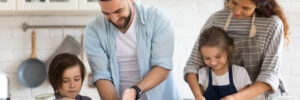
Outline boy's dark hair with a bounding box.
[198,26,234,63]
[48,53,86,92]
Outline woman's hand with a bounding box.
[121,88,137,100]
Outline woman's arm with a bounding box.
[221,81,271,100]
[237,82,271,98]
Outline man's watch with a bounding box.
[131,85,143,100]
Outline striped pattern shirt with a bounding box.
[184,8,286,99]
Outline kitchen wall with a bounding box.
[0,0,299,100]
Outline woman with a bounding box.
[184,0,289,100]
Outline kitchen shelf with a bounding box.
[0,0,16,11]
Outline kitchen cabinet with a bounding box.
[0,0,100,15]
[17,0,78,11]
[79,0,100,11]
[0,0,16,11]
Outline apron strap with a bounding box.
[224,11,256,38]
[208,67,213,86]
[249,13,256,38]
[208,66,235,86]
[224,12,232,32]
[228,65,234,85]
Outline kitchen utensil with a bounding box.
[46,35,82,67]
[17,30,47,88]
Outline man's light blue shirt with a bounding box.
[84,2,181,100]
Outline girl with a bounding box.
[184,0,289,100]
[197,26,252,100]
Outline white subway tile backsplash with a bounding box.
[63,16,95,25]
[48,29,65,37]
[1,37,31,50]
[34,29,50,38]
[11,50,32,62]
[26,16,65,25]
[290,63,300,75]
[8,74,32,97]
[31,81,54,97]
[63,28,84,38]
[0,62,18,74]
[284,75,300,87]
[0,50,13,62]
[0,29,13,38]
[286,87,300,98]
[12,28,29,38]
[35,36,62,50]
[280,61,291,75]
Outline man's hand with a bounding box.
[121,88,137,100]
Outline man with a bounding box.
[84,0,181,100]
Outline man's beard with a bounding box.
[110,6,132,30]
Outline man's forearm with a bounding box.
[96,79,119,100]
[137,66,170,92]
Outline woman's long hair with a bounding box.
[253,0,289,45]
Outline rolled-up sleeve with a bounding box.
[84,25,111,84]
[150,9,174,70]
[256,19,284,93]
